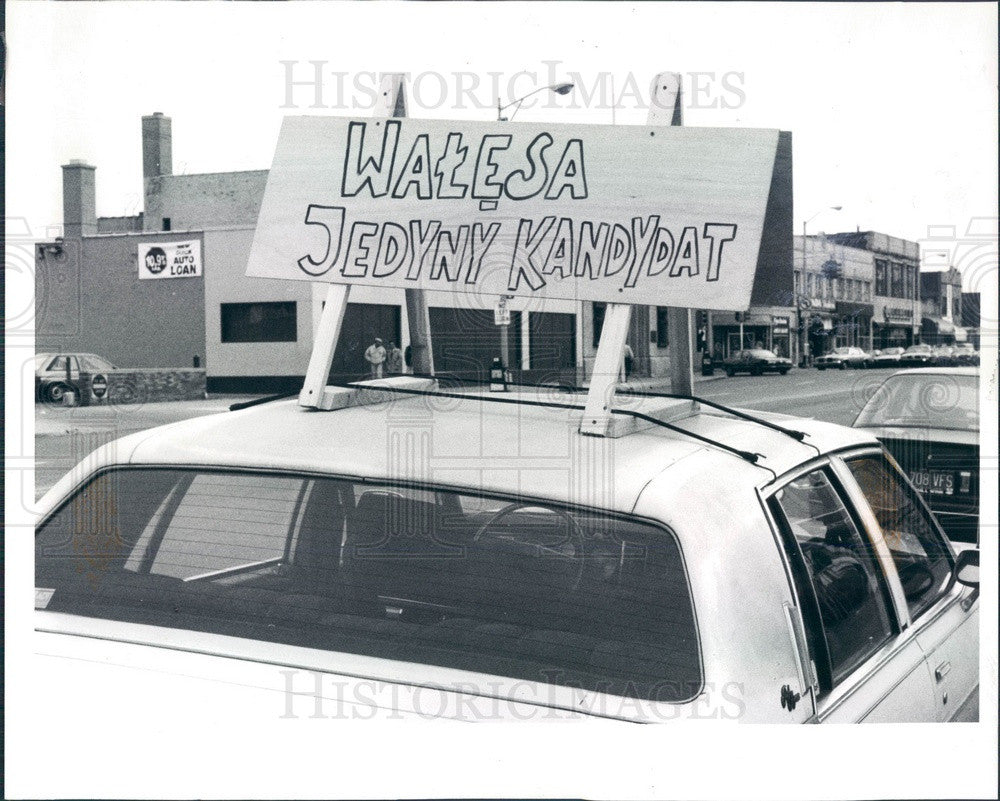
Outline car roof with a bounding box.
[55,387,878,516]
[889,366,979,376]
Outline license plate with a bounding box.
[909,469,954,495]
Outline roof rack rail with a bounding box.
[409,374,819,456]
[617,388,820,452]
[229,391,298,412]
[325,380,772,474]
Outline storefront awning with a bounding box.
[922,316,955,334]
[835,301,873,317]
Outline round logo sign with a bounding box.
[144,246,168,275]
[91,373,108,399]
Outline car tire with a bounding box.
[817,365,825,371]
[779,367,789,375]
[751,367,762,376]
[725,368,735,377]
[44,382,71,404]
[839,361,847,370]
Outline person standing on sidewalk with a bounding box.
[386,342,403,375]
[364,337,387,378]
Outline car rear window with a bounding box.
[854,373,978,431]
[36,469,701,703]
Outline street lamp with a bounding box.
[494,82,575,379]
[497,82,575,121]
[799,205,843,366]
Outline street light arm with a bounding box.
[497,83,574,120]
[498,85,550,114]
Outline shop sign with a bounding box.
[247,117,787,311]
[139,240,202,280]
[883,306,913,322]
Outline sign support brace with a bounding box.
[580,71,690,435]
[299,74,433,409]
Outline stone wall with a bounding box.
[75,369,206,405]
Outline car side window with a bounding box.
[844,455,953,619]
[771,468,896,687]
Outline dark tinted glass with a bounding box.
[772,469,894,684]
[36,469,701,703]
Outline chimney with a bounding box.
[61,160,97,238]
[142,112,172,179]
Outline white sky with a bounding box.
[6,1,998,289]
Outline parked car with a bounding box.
[952,343,979,366]
[854,367,980,543]
[899,344,936,368]
[932,346,958,367]
[868,346,905,368]
[35,352,117,403]
[34,376,978,724]
[722,348,792,376]
[814,346,869,370]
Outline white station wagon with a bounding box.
[34,377,979,723]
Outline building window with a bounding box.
[794,271,802,295]
[221,302,297,343]
[953,296,961,318]
[890,263,903,298]
[875,259,888,296]
[655,307,669,348]
[162,217,171,231]
[904,266,915,300]
[592,303,606,349]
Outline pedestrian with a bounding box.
[623,343,635,380]
[386,341,403,375]
[364,337,387,378]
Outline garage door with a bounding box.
[529,312,576,372]
[429,307,522,381]
[329,303,401,381]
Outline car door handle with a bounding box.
[934,661,951,682]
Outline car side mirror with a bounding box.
[953,548,979,588]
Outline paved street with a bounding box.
[694,365,900,426]
[33,367,902,499]
[34,394,263,498]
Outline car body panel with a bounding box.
[34,381,977,723]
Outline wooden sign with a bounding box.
[247,117,786,311]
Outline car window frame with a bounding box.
[35,463,706,707]
[762,453,906,698]
[831,447,957,625]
